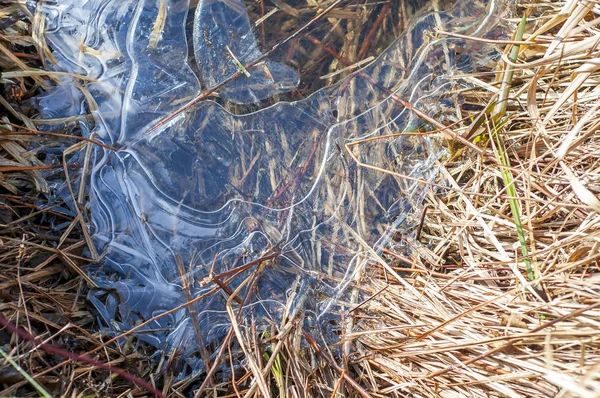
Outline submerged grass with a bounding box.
[1,0,600,397]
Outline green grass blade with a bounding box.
[490,13,535,282]
[0,347,53,398]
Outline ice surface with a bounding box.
[36,0,508,370]
[192,0,299,103]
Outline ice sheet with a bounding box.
[36,0,508,370]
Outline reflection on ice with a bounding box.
[38,0,507,369]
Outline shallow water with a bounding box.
[37,0,507,372]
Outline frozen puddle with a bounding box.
[37,0,506,371]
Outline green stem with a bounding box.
[490,13,535,282]
[0,347,53,398]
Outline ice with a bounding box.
[192,0,299,103]
[36,0,508,371]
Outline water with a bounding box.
[35,0,508,375]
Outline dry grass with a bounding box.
[352,1,600,397]
[2,0,600,397]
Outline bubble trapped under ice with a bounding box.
[36,0,508,375]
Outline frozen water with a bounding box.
[192,0,299,103]
[36,0,508,369]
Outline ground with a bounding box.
[1,0,600,397]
